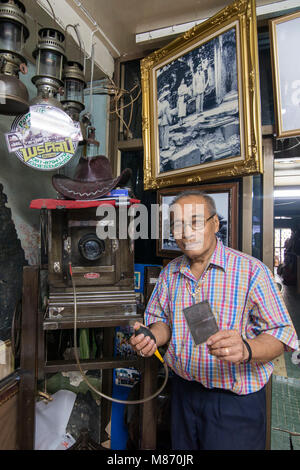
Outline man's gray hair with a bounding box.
[171,190,217,216]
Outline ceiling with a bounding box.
[66,0,287,58]
[21,0,300,74]
[69,0,234,57]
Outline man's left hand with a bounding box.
[206,330,249,364]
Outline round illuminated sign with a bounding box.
[6,104,82,171]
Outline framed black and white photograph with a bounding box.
[141,0,262,190]
[269,10,300,138]
[157,182,239,258]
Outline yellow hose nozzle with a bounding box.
[134,325,164,363]
[154,349,165,363]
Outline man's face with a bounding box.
[171,195,219,260]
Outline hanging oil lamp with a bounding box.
[31,27,66,109]
[61,60,86,121]
[0,0,30,115]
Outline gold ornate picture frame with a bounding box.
[141,0,262,190]
[269,10,300,139]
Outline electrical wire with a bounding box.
[65,24,85,69]
[274,201,297,206]
[274,137,300,153]
[108,80,141,138]
[44,0,57,24]
[70,263,169,405]
[89,43,95,118]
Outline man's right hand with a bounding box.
[129,322,157,358]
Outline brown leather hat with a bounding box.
[52,155,132,200]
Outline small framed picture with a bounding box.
[269,10,300,138]
[156,182,239,258]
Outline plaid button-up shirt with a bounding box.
[145,238,298,395]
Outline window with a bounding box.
[274,228,291,266]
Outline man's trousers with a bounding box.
[171,374,266,450]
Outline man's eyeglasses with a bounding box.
[171,213,216,235]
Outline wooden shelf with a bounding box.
[117,138,143,151]
[43,313,144,330]
[44,357,144,373]
[262,125,274,136]
[19,266,156,450]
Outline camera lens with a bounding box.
[78,234,105,261]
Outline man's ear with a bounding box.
[214,214,220,234]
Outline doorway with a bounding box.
[272,139,300,450]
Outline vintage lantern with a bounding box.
[0,0,30,115]
[31,27,66,109]
[61,60,86,121]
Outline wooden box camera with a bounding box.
[42,206,137,320]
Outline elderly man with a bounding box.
[130,190,298,450]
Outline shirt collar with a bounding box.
[211,237,227,272]
[176,237,227,279]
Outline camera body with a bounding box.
[42,205,136,321]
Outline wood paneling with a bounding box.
[0,379,19,450]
